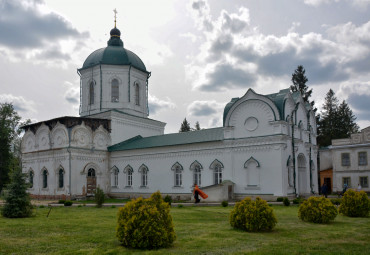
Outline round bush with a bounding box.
[116,191,176,249]
[283,197,290,206]
[339,189,370,217]
[298,196,337,223]
[276,197,284,202]
[164,195,173,205]
[221,201,228,207]
[64,201,73,206]
[230,197,277,232]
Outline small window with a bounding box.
[29,171,34,188]
[343,177,351,188]
[141,168,148,187]
[194,165,201,186]
[214,164,222,185]
[360,177,368,188]
[88,168,95,177]
[127,169,133,187]
[89,82,95,105]
[341,153,350,166]
[135,83,140,106]
[58,169,64,188]
[358,152,367,166]
[111,79,119,102]
[42,170,48,188]
[175,166,182,187]
[114,169,119,187]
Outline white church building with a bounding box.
[21,24,318,201]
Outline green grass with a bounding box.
[0,205,369,254]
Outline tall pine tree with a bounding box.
[179,118,191,132]
[290,65,316,111]
[317,89,359,147]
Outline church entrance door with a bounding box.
[87,168,96,196]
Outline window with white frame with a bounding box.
[358,152,367,166]
[58,169,64,188]
[114,168,119,187]
[127,168,133,187]
[42,169,48,188]
[89,81,94,105]
[341,153,350,166]
[343,177,351,188]
[360,176,368,188]
[194,165,201,186]
[139,166,148,187]
[29,171,34,188]
[214,164,222,185]
[175,166,182,187]
[111,79,119,102]
[135,83,140,106]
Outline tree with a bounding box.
[1,166,33,218]
[290,65,316,111]
[317,89,359,147]
[0,103,23,193]
[179,118,191,132]
[194,121,201,131]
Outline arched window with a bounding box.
[135,83,140,106]
[171,163,183,187]
[111,79,119,102]
[194,165,201,186]
[89,81,95,105]
[88,168,95,177]
[139,165,148,187]
[127,168,133,187]
[29,171,34,188]
[114,168,119,187]
[58,169,64,188]
[42,169,48,188]
[214,164,222,184]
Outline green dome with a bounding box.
[80,27,147,73]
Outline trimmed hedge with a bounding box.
[283,197,290,206]
[116,191,176,249]
[339,189,370,217]
[230,197,277,232]
[298,196,337,223]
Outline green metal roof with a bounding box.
[222,97,239,126]
[79,27,147,73]
[108,127,224,152]
[266,88,290,120]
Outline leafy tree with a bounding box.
[0,103,24,193]
[290,65,316,111]
[179,118,191,132]
[317,89,359,147]
[1,166,33,218]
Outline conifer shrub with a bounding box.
[298,196,337,223]
[339,189,370,217]
[116,191,176,249]
[276,197,284,202]
[64,201,73,206]
[164,195,173,205]
[283,197,290,206]
[221,201,228,207]
[1,168,33,218]
[94,187,105,208]
[229,197,277,232]
[58,200,65,204]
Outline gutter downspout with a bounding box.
[291,103,299,196]
[146,72,151,116]
[67,127,72,199]
[128,65,131,102]
[99,64,102,111]
[77,69,82,115]
[308,116,314,194]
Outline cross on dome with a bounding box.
[113,8,118,28]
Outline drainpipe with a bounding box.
[128,65,131,102]
[67,127,72,199]
[308,116,314,194]
[99,64,102,111]
[77,69,82,115]
[291,103,299,196]
[146,72,151,116]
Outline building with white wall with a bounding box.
[21,24,318,201]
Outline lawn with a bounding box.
[0,205,369,254]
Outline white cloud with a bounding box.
[148,94,176,115]
[0,94,36,114]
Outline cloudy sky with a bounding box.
[1,0,370,133]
